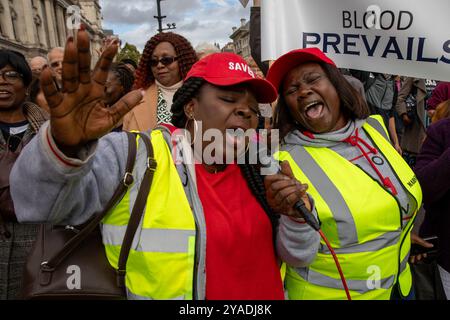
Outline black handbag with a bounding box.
[411,256,447,300]
[20,132,157,299]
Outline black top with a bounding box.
[0,120,29,152]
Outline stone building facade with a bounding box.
[0,0,105,62]
[229,18,263,78]
[229,18,250,60]
[221,42,235,54]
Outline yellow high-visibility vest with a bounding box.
[276,116,422,300]
[102,130,198,300]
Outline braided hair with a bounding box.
[171,77,205,127]
[111,62,135,94]
[239,163,280,242]
[171,78,280,239]
[133,32,198,90]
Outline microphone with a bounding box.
[255,139,352,299]
[259,148,320,231]
[256,141,352,299]
[293,198,320,231]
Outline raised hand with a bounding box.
[40,26,142,156]
[264,160,311,218]
[95,36,119,57]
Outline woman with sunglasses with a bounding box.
[10,28,317,300]
[122,32,198,131]
[0,49,48,299]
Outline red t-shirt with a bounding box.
[195,163,284,300]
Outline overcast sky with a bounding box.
[98,0,251,52]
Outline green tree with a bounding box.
[116,43,141,65]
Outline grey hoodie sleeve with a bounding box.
[10,121,129,226]
[276,196,321,267]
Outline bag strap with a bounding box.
[116,132,157,287]
[364,73,377,92]
[41,131,138,271]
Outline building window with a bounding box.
[53,5,61,46]
[34,14,42,45]
[10,5,18,41]
[0,3,4,37]
[53,4,67,46]
[40,0,50,47]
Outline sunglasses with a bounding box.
[150,56,178,67]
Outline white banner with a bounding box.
[261,0,450,81]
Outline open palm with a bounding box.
[40,27,142,151]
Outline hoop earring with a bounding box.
[184,115,198,145]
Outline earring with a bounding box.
[184,114,198,145]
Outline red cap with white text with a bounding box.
[185,52,277,103]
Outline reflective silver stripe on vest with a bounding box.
[127,291,152,300]
[102,224,195,253]
[289,147,358,247]
[127,290,185,300]
[366,117,390,142]
[400,250,410,273]
[129,135,151,215]
[319,229,401,254]
[295,267,395,294]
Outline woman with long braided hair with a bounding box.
[11,28,319,300]
[123,32,197,131]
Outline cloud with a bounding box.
[119,24,154,50]
[208,0,228,6]
[100,0,250,52]
[101,1,154,25]
[165,0,203,14]
[180,20,200,32]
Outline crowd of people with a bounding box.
[0,1,449,301]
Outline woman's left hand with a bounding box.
[409,233,434,264]
[264,160,311,219]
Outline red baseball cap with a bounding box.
[185,52,277,103]
[266,47,336,91]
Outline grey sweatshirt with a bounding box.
[10,121,320,271]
